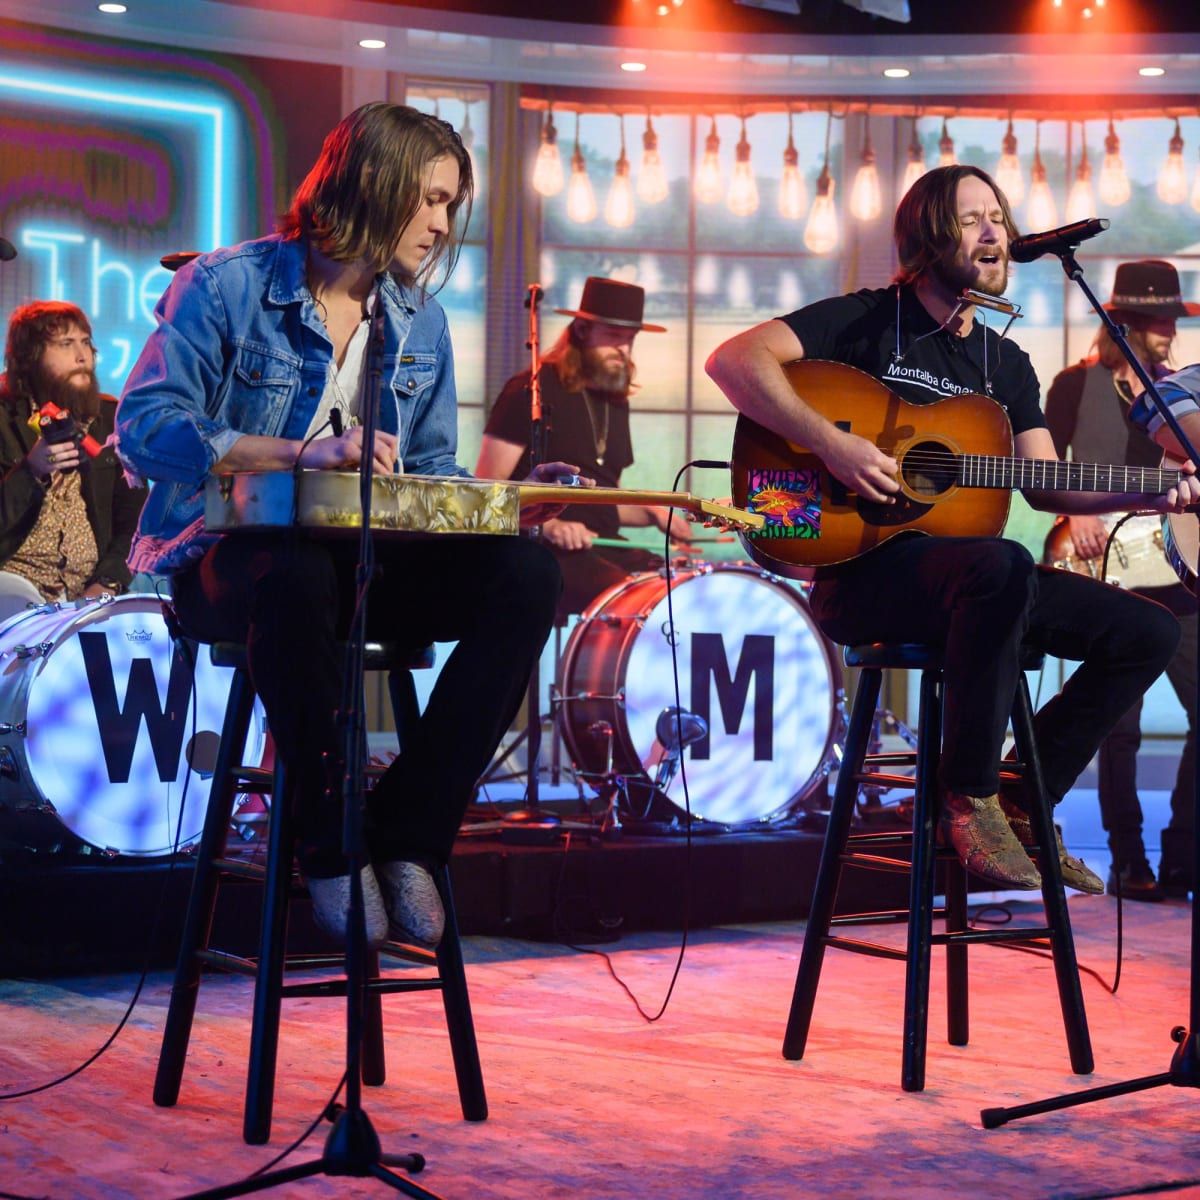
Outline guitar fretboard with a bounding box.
[957,455,1182,494]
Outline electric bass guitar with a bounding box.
[730,359,1186,574]
[1043,512,1180,590]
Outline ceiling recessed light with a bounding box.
[97,2,127,12]
[621,61,647,73]
[882,67,910,79]
[1139,66,1166,77]
[358,38,387,50]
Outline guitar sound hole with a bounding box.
[900,439,958,498]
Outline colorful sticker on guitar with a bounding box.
[746,468,821,539]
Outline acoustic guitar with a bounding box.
[730,359,1186,575]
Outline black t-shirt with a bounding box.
[484,364,634,538]
[780,285,1046,435]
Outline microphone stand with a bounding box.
[188,289,442,1197]
[502,283,560,835]
[981,243,1200,1129]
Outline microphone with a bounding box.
[0,236,16,262]
[329,407,344,438]
[652,706,709,792]
[1009,218,1110,264]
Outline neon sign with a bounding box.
[0,55,257,389]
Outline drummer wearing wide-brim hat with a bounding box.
[1045,258,1200,903]
[477,275,692,618]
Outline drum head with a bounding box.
[622,566,837,824]
[5,596,266,856]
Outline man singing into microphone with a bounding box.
[707,164,1200,892]
[0,301,145,621]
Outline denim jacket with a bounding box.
[116,233,467,574]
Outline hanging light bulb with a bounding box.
[532,104,564,197]
[605,116,636,228]
[695,116,722,204]
[1098,118,1131,207]
[849,118,882,221]
[899,118,925,199]
[805,115,839,255]
[779,111,808,219]
[566,114,597,223]
[637,113,669,204]
[1065,127,1095,223]
[1026,124,1058,231]
[727,116,759,217]
[938,117,957,166]
[994,118,1025,207]
[1157,117,1188,205]
[805,162,839,254]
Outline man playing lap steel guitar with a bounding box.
[117,104,575,949]
[707,163,1200,893]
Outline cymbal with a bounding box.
[160,251,201,272]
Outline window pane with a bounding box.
[692,255,840,411]
[442,243,486,422]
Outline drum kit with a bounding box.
[0,560,846,861]
[0,593,267,859]
[553,558,845,830]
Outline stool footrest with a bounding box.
[840,851,918,873]
[198,949,256,974]
[934,928,1053,947]
[824,935,907,961]
[831,908,948,926]
[855,771,918,788]
[281,978,441,1000]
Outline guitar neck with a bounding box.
[960,456,1182,494]
[518,483,699,513]
[514,484,764,531]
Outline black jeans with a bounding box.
[1097,582,1196,860]
[173,532,561,876]
[809,536,1182,804]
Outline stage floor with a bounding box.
[2,895,1199,1198]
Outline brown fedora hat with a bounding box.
[1104,259,1200,319]
[554,276,666,332]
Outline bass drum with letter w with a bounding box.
[0,595,267,857]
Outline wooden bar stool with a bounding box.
[783,642,1094,1092]
[153,640,487,1144]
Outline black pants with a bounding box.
[173,533,561,876]
[1097,582,1196,862]
[809,536,1182,804]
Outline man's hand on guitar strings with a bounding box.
[1155,459,1200,514]
[825,428,900,504]
[297,427,398,475]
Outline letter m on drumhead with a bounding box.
[79,632,193,783]
[689,632,774,760]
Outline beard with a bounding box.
[934,250,1010,298]
[36,364,101,421]
[580,345,631,395]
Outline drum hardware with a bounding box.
[0,722,26,736]
[12,643,51,660]
[0,747,17,780]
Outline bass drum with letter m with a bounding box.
[559,563,841,825]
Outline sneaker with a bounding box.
[940,792,1042,889]
[1000,796,1104,895]
[377,860,445,948]
[1160,828,1194,899]
[1107,859,1165,902]
[305,866,390,948]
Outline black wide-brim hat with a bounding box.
[1104,259,1200,319]
[555,275,667,332]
